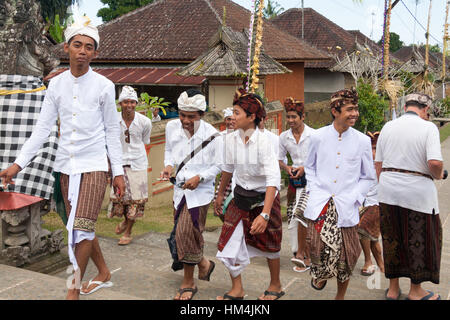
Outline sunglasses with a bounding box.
[125,129,130,143]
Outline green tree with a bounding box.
[97,0,154,22]
[377,32,404,52]
[355,80,389,133]
[263,0,284,19]
[39,0,79,21]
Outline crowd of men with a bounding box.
[0,19,444,301]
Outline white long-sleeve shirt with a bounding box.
[304,124,376,227]
[15,68,124,178]
[164,119,221,209]
[121,112,152,171]
[222,128,281,193]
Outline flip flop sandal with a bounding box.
[80,279,113,295]
[385,288,402,300]
[257,290,285,300]
[311,278,327,291]
[118,236,132,245]
[293,265,310,273]
[115,221,127,235]
[199,260,215,281]
[361,265,376,276]
[405,290,440,300]
[290,257,306,268]
[221,293,244,300]
[174,287,198,300]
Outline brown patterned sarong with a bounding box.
[379,203,442,284]
[60,171,108,232]
[309,199,361,283]
[108,167,148,220]
[175,200,210,264]
[218,194,282,253]
[358,205,381,241]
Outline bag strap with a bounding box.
[174,131,221,178]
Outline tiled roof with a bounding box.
[56,0,329,63]
[272,8,390,68]
[394,45,449,71]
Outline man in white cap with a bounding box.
[222,107,236,134]
[376,93,444,300]
[161,89,221,300]
[107,86,152,246]
[0,16,125,300]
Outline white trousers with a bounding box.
[66,174,95,272]
[216,220,280,278]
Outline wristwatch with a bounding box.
[260,212,270,221]
[198,175,205,183]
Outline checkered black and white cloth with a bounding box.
[0,75,58,200]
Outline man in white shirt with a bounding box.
[215,88,284,301]
[161,89,220,300]
[107,86,152,246]
[279,97,315,273]
[222,107,236,134]
[375,93,444,300]
[304,88,376,300]
[0,19,125,300]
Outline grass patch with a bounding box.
[439,122,450,143]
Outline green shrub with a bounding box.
[355,80,389,133]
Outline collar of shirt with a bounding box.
[67,67,92,83]
[286,124,313,144]
[330,122,352,140]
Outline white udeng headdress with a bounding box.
[177,91,207,112]
[119,86,138,103]
[222,107,233,119]
[64,16,100,48]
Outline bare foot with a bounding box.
[216,289,244,300]
[174,286,198,300]
[258,285,284,300]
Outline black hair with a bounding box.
[330,106,341,120]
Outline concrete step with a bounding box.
[0,263,142,300]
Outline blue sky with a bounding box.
[75,0,447,48]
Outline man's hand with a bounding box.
[250,215,268,235]
[183,175,200,190]
[161,165,173,180]
[291,166,304,179]
[0,164,21,189]
[113,175,126,199]
[214,194,224,217]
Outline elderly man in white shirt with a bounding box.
[304,88,376,300]
[0,19,125,300]
[108,86,152,246]
[161,89,221,300]
[279,97,315,273]
[375,93,444,301]
[215,88,284,301]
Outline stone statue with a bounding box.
[0,0,59,77]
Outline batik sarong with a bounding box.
[108,167,148,220]
[309,199,361,283]
[358,205,381,242]
[174,197,210,264]
[379,203,442,284]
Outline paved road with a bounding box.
[1,139,449,301]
